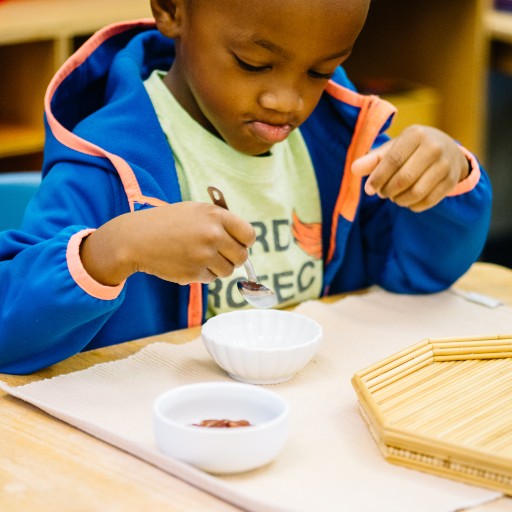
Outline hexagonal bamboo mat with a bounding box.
[352,334,512,494]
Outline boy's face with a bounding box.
[163,0,369,156]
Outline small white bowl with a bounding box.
[201,309,323,384]
[153,382,289,474]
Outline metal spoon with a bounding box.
[207,186,277,309]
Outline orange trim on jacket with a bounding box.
[44,20,156,213]
[66,229,126,300]
[449,146,481,196]
[43,21,204,319]
[324,81,397,264]
[187,283,203,327]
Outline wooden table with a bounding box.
[1,262,512,511]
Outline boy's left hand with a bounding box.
[351,125,470,212]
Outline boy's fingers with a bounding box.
[229,222,256,251]
[401,176,453,212]
[352,140,394,196]
[209,210,254,268]
[218,236,251,268]
[363,135,421,197]
[207,251,239,279]
[215,208,256,249]
[390,161,446,207]
[351,151,380,178]
[379,144,438,198]
[351,139,393,177]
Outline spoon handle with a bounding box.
[242,259,258,283]
[207,186,258,283]
[207,186,229,210]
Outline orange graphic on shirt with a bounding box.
[291,210,322,260]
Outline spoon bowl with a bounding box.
[207,186,278,309]
[237,280,277,309]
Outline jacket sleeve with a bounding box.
[0,162,128,374]
[359,140,492,293]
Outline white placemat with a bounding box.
[3,288,512,512]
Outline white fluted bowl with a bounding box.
[201,309,323,384]
[154,382,289,474]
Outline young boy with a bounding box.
[0,0,491,374]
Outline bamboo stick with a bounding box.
[375,360,470,410]
[364,347,433,389]
[433,345,512,356]
[389,361,510,430]
[435,352,512,361]
[366,359,433,394]
[359,341,432,382]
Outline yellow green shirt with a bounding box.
[144,70,323,317]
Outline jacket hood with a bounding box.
[43,20,184,210]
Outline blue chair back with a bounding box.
[0,172,42,231]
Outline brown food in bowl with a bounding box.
[192,419,252,428]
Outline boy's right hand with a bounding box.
[80,202,256,287]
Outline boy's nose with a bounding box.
[258,88,304,114]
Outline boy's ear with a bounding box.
[151,0,186,38]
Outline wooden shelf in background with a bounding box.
[0,0,151,44]
[0,123,45,158]
[345,0,486,156]
[0,0,150,169]
[485,9,512,44]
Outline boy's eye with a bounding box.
[234,55,269,73]
[308,69,335,80]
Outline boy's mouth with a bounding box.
[248,121,293,144]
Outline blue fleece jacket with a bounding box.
[0,21,492,374]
